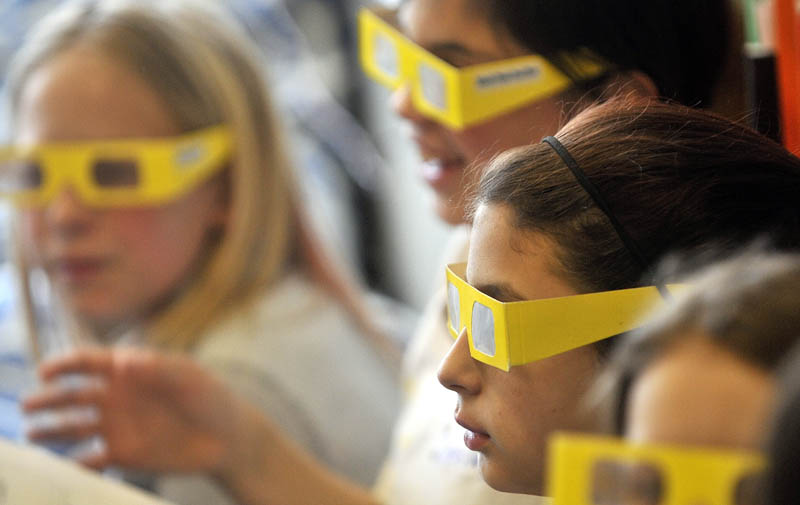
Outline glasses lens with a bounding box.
[447,282,461,335]
[592,460,663,505]
[175,141,208,168]
[734,471,765,505]
[471,302,496,357]
[92,159,139,188]
[372,31,400,79]
[418,62,447,111]
[0,160,43,193]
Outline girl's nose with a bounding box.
[44,187,93,237]
[390,83,429,125]
[438,327,482,396]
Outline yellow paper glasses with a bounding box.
[547,433,765,505]
[445,263,675,371]
[358,8,605,129]
[0,125,232,208]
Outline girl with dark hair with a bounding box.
[378,0,740,226]
[437,99,800,494]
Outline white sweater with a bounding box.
[0,266,401,505]
[157,271,402,504]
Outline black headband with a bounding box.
[541,136,670,299]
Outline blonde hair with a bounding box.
[5,0,383,354]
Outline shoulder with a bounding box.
[192,271,396,393]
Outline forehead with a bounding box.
[397,0,524,62]
[16,45,179,143]
[626,335,775,450]
[467,203,576,301]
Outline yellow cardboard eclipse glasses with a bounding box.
[548,433,765,505]
[359,8,605,129]
[0,125,232,208]
[446,263,676,371]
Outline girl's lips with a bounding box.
[463,429,490,451]
[50,257,108,284]
[420,158,466,191]
[410,132,468,191]
[456,416,491,451]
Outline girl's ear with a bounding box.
[597,71,660,101]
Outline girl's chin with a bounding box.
[477,455,509,492]
[478,456,544,496]
[434,196,469,225]
[70,303,125,330]
[420,158,465,190]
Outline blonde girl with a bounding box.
[1,0,399,502]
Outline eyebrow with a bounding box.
[473,283,527,303]
[395,5,499,66]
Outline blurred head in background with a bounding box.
[362,0,739,223]
[2,0,309,350]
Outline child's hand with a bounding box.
[22,349,248,475]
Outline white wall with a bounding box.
[364,83,453,310]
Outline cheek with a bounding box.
[18,211,48,263]
[111,205,214,278]
[488,376,544,445]
[454,97,566,163]
[452,125,508,166]
[492,348,600,438]
[116,181,223,268]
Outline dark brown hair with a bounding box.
[473,0,735,110]
[475,99,800,295]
